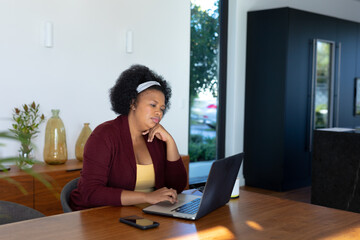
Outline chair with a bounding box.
[60,177,79,213]
[0,200,45,225]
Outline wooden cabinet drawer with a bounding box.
[0,174,33,208]
[34,169,81,215]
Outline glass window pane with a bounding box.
[314,41,333,129]
[189,0,219,164]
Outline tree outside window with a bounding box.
[189,0,219,162]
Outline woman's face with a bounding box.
[132,89,166,130]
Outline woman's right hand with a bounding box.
[145,187,178,204]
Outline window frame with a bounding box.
[188,0,228,186]
[216,0,228,160]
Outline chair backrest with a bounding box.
[0,200,45,225]
[60,177,79,213]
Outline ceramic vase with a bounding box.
[75,123,92,161]
[43,109,68,165]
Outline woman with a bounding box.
[70,65,187,210]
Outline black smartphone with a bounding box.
[119,215,159,230]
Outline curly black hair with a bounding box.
[110,64,172,115]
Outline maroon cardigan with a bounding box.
[70,115,187,211]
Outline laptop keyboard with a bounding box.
[172,198,201,214]
[196,185,205,192]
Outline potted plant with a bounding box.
[0,102,54,196]
[0,131,31,193]
[0,132,54,196]
[9,101,45,169]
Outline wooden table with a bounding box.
[1,190,360,239]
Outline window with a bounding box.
[189,0,227,184]
[314,40,335,129]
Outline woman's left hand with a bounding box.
[143,124,180,162]
[142,124,172,143]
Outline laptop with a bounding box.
[143,152,243,220]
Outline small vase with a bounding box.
[75,123,92,161]
[17,148,34,170]
[43,109,68,165]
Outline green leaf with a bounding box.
[0,157,21,164]
[21,168,59,199]
[0,175,28,195]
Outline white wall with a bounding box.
[0,0,190,161]
[226,0,360,186]
[3,0,360,185]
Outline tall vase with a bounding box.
[75,123,92,161]
[43,109,68,165]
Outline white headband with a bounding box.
[136,81,161,93]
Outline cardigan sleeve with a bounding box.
[70,125,123,209]
[164,157,188,193]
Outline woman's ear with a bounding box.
[130,99,136,111]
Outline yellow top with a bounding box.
[134,164,155,193]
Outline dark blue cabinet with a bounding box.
[336,20,358,126]
[244,7,360,191]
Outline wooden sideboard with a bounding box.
[0,155,190,216]
[0,159,82,216]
